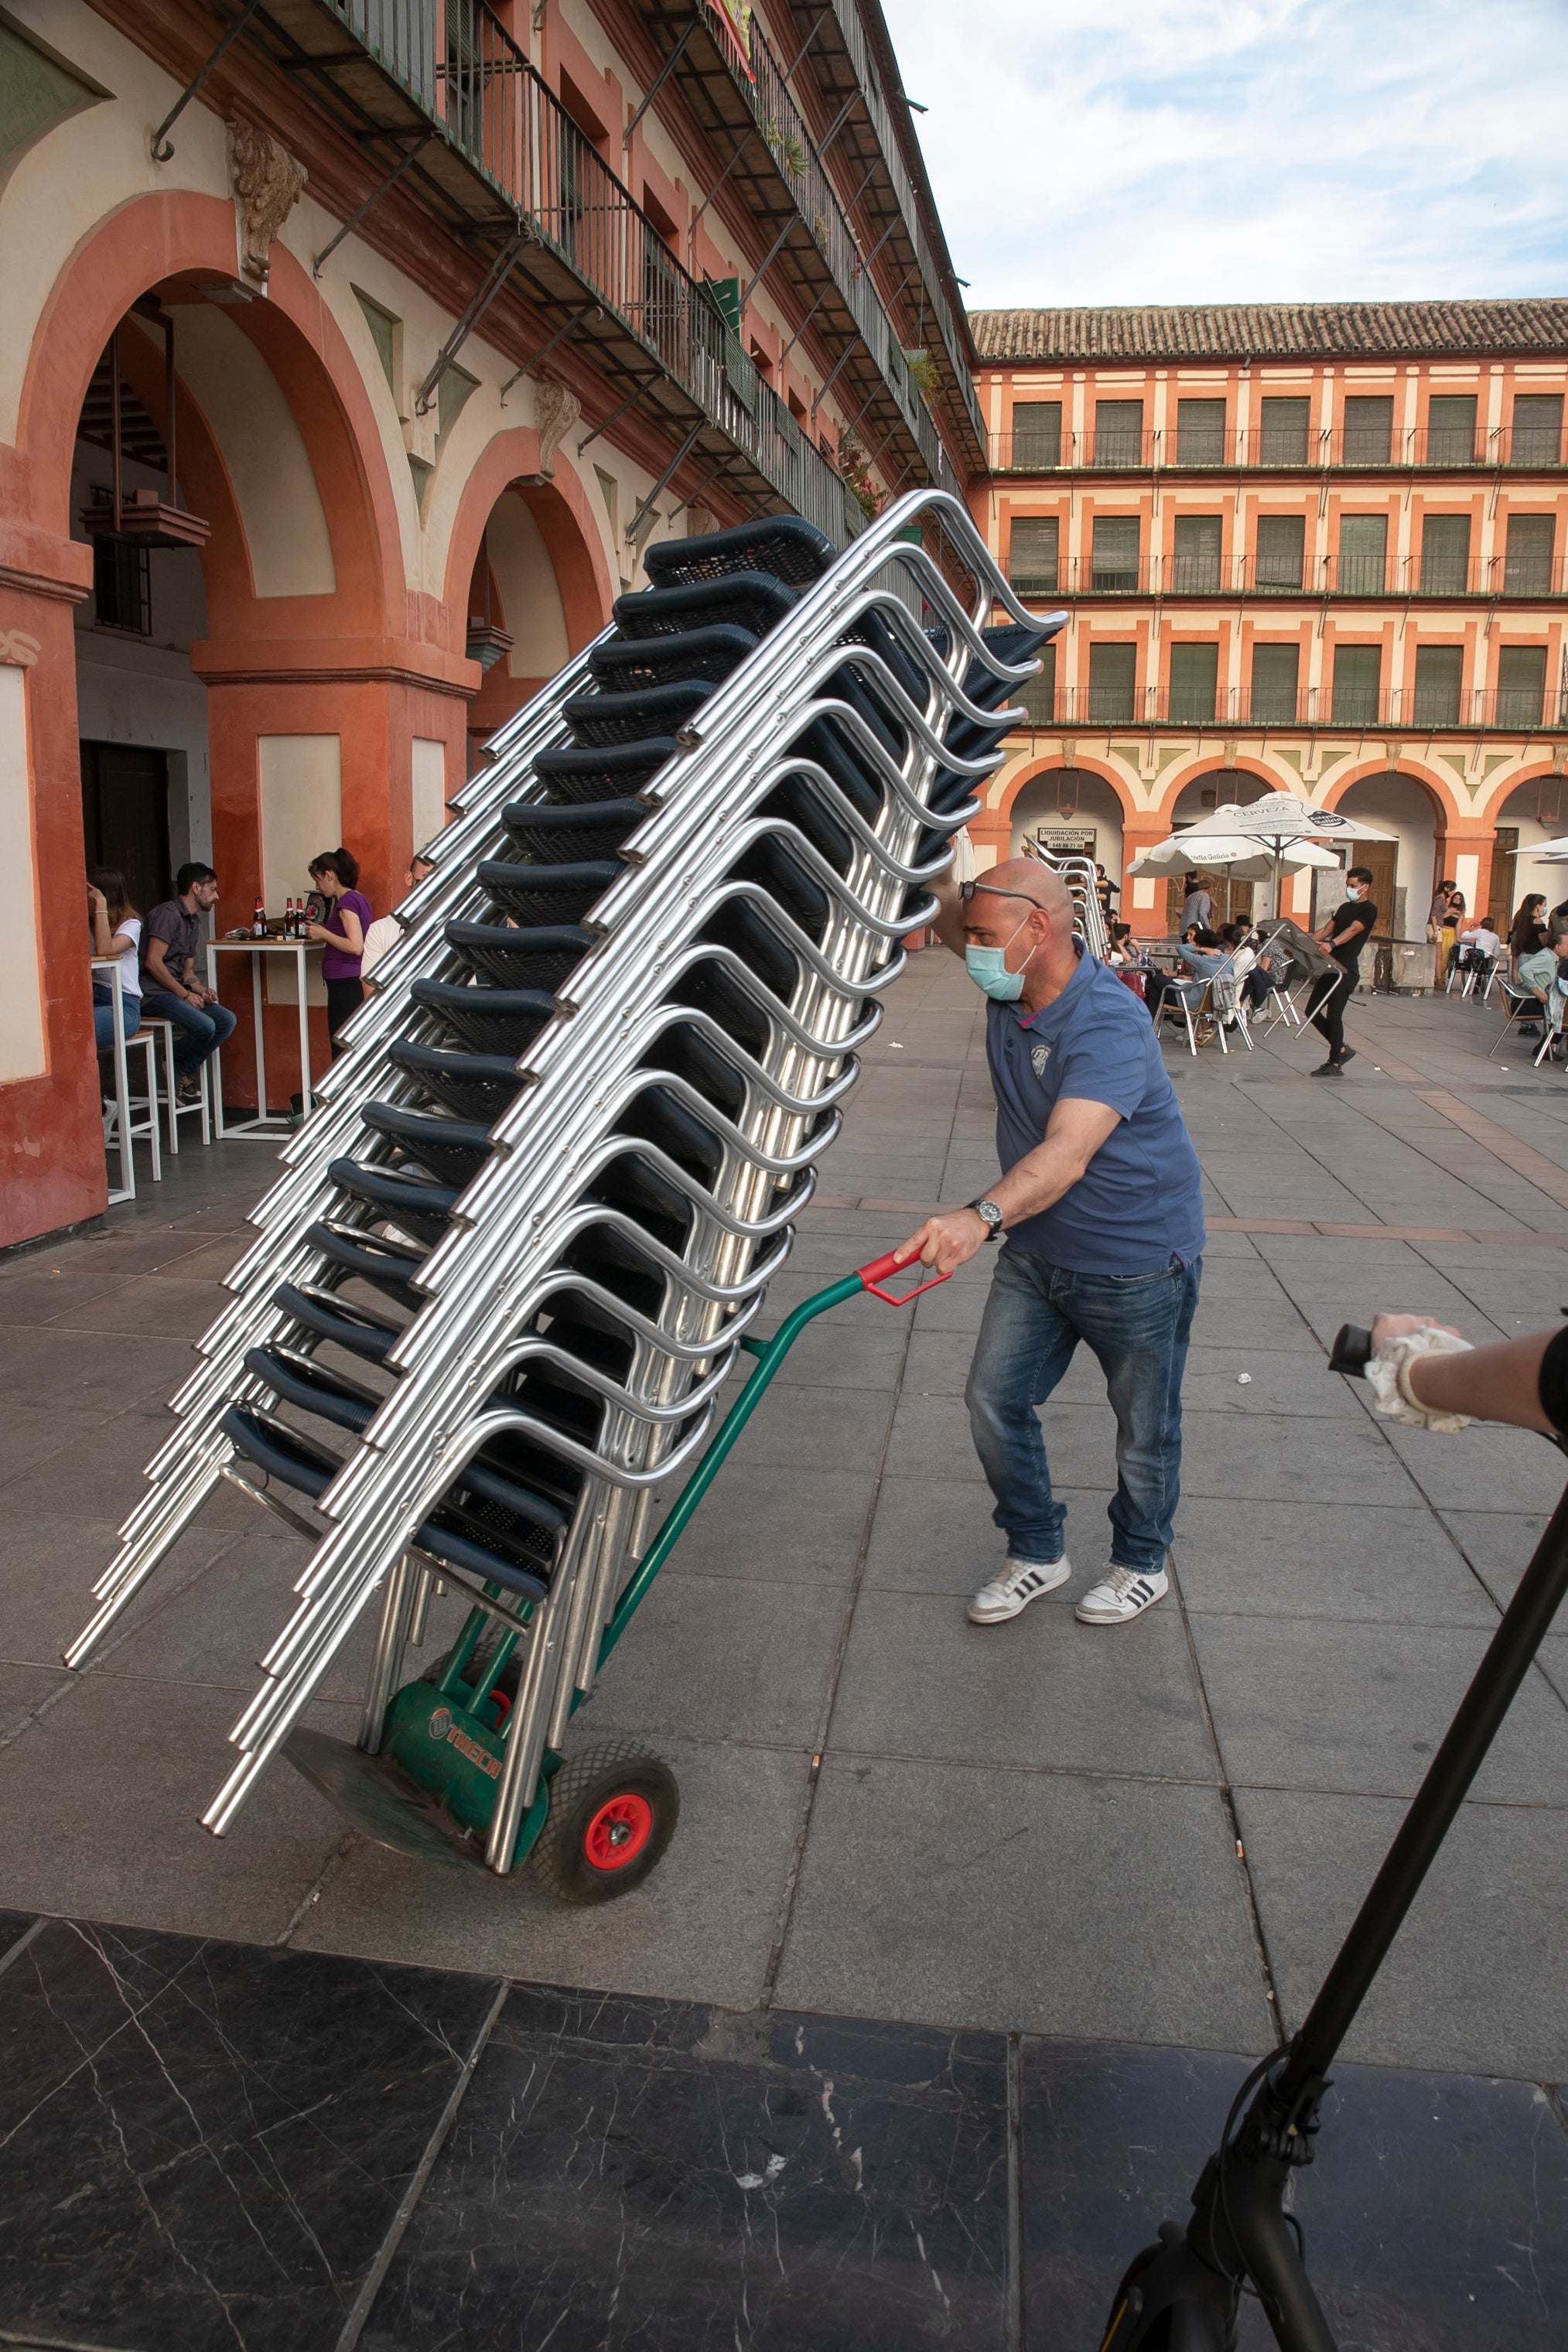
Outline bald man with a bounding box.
[894,861,1205,1628]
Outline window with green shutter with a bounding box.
[1255,513,1305,590]
[1093,400,1143,467]
[1176,399,1225,464]
[1088,641,1136,723]
[1496,644,1547,727]
[1426,395,1477,464]
[1008,515,1059,592]
[1510,395,1563,468]
[1171,514,1221,591]
[1337,513,1388,595]
[1091,514,1140,590]
[1259,398,1310,466]
[1412,644,1464,726]
[1342,396,1393,465]
[1010,402,1061,468]
[1331,643,1382,723]
[1018,643,1057,724]
[1168,641,1219,723]
[1249,642,1300,723]
[1504,513,1554,596]
[1419,513,1471,593]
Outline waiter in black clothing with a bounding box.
[1309,864,1377,1078]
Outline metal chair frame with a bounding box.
[68,491,1051,1868]
[138,1017,214,1153]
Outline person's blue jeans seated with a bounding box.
[139,987,237,1077]
[91,984,142,1053]
[965,1246,1202,1574]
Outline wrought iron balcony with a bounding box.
[1005,551,1568,599]
[1002,683,1568,733]
[230,0,863,545]
[620,0,972,491]
[990,421,1568,475]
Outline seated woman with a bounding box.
[87,868,143,1062]
[1146,926,1232,1024]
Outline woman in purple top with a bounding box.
[306,847,372,1056]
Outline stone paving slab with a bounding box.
[1,956,1566,2111]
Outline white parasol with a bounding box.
[1167,795,1395,913]
[1129,832,1341,885]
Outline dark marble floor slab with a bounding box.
[361,1986,1012,2350]
[0,1920,500,2352]
[1021,2036,1568,2350]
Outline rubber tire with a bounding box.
[531,1740,680,1904]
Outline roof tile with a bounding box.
[968,303,1568,362]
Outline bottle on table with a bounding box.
[285,897,295,939]
[253,897,265,939]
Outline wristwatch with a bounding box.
[967,1197,1005,1241]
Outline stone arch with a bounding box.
[1153,752,1296,829]
[1486,766,1568,921]
[12,188,418,1157]
[17,193,405,638]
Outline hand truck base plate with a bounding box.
[283,1726,494,1872]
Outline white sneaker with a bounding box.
[967,1555,1071,1625]
[1074,1564,1169,1626]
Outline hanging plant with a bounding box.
[839,436,885,520]
[904,349,938,402]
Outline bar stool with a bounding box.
[102,1028,162,1194]
[138,1017,212,1155]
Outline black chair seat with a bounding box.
[387,1040,526,1123]
[328,1157,459,1243]
[361,1102,491,1189]
[219,1408,551,1599]
[501,798,651,862]
[612,570,798,642]
[644,514,833,590]
[303,1220,425,1307]
[443,921,593,992]
[562,678,712,748]
[409,980,555,1057]
[476,860,622,927]
[531,740,678,805]
[589,624,756,693]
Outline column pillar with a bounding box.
[1119,819,1173,938]
[0,522,101,1247]
[193,641,473,1111]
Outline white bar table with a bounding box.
[92,955,134,1204]
[207,938,322,1140]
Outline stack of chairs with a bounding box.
[67,492,1054,1868]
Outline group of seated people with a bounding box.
[1107,915,1293,1034]
[1508,894,1568,1050]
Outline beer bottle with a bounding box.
[253,897,265,939]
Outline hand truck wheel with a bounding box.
[531,1740,679,1904]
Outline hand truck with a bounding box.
[282,1250,948,1899]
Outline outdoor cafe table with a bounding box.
[207,936,323,1140]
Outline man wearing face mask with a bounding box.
[892,861,1205,1629]
[1307,864,1378,1077]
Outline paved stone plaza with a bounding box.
[2,956,1567,2345]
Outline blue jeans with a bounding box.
[92,987,142,1052]
[965,1247,1202,1574]
[139,988,237,1076]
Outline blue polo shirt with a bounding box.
[986,949,1206,1275]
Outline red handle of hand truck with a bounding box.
[856,1250,954,1305]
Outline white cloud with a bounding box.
[881,0,1568,306]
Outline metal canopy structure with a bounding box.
[182,0,862,544]
[622,0,984,485]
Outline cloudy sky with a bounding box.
[882,0,1568,309]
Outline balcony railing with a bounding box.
[331,0,862,545]
[1006,552,1568,598]
[1004,684,1568,733]
[991,422,1568,473]
[817,0,986,455]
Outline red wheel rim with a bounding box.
[583,1790,654,1872]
